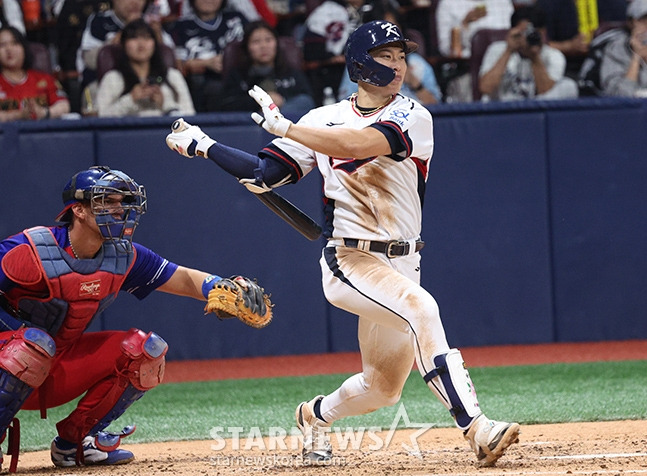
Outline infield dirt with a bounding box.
[11,340,647,476]
[14,420,647,475]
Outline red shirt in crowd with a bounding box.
[0,70,68,112]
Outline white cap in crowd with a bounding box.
[628,0,647,19]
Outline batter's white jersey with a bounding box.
[266,93,434,242]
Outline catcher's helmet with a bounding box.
[55,166,147,245]
[345,20,418,86]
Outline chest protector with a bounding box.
[1,227,135,348]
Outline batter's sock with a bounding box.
[313,397,327,423]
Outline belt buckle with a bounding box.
[386,240,408,258]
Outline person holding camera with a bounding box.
[435,0,513,102]
[478,5,578,101]
[96,19,194,117]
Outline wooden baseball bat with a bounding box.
[252,189,323,241]
[171,119,323,241]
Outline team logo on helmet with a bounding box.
[381,22,401,39]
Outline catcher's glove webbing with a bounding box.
[205,276,272,328]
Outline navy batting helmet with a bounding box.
[345,20,418,86]
[55,166,147,245]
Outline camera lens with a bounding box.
[525,26,541,46]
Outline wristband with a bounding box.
[273,117,292,137]
[201,274,222,299]
[196,136,217,158]
[414,84,424,92]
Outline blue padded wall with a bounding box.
[1,99,645,360]
[546,103,647,341]
[422,110,554,347]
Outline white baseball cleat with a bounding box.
[464,414,520,467]
[295,395,332,464]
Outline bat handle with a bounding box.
[172,118,189,132]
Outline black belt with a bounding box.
[342,238,425,258]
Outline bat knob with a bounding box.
[172,119,185,132]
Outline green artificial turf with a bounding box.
[16,360,647,451]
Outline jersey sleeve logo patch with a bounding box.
[387,109,410,128]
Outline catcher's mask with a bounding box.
[345,20,418,87]
[55,166,147,248]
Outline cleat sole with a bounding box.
[476,423,521,468]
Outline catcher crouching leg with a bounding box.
[51,329,167,467]
[0,328,55,472]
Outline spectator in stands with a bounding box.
[435,0,513,102]
[54,0,110,111]
[0,0,26,34]
[0,26,70,121]
[76,0,174,89]
[535,0,627,78]
[95,19,194,116]
[436,0,513,58]
[337,1,442,103]
[57,0,171,84]
[301,0,370,106]
[478,5,579,101]
[599,0,647,97]
[177,0,277,27]
[215,20,314,113]
[165,0,246,111]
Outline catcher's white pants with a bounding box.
[318,246,450,424]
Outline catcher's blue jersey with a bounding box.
[0,226,178,299]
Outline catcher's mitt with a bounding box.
[205,276,272,328]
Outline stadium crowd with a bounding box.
[0,0,644,120]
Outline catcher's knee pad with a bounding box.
[0,327,55,388]
[423,349,481,429]
[120,328,168,390]
[0,328,55,435]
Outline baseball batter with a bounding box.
[0,166,270,470]
[166,20,520,467]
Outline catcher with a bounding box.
[0,166,271,471]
